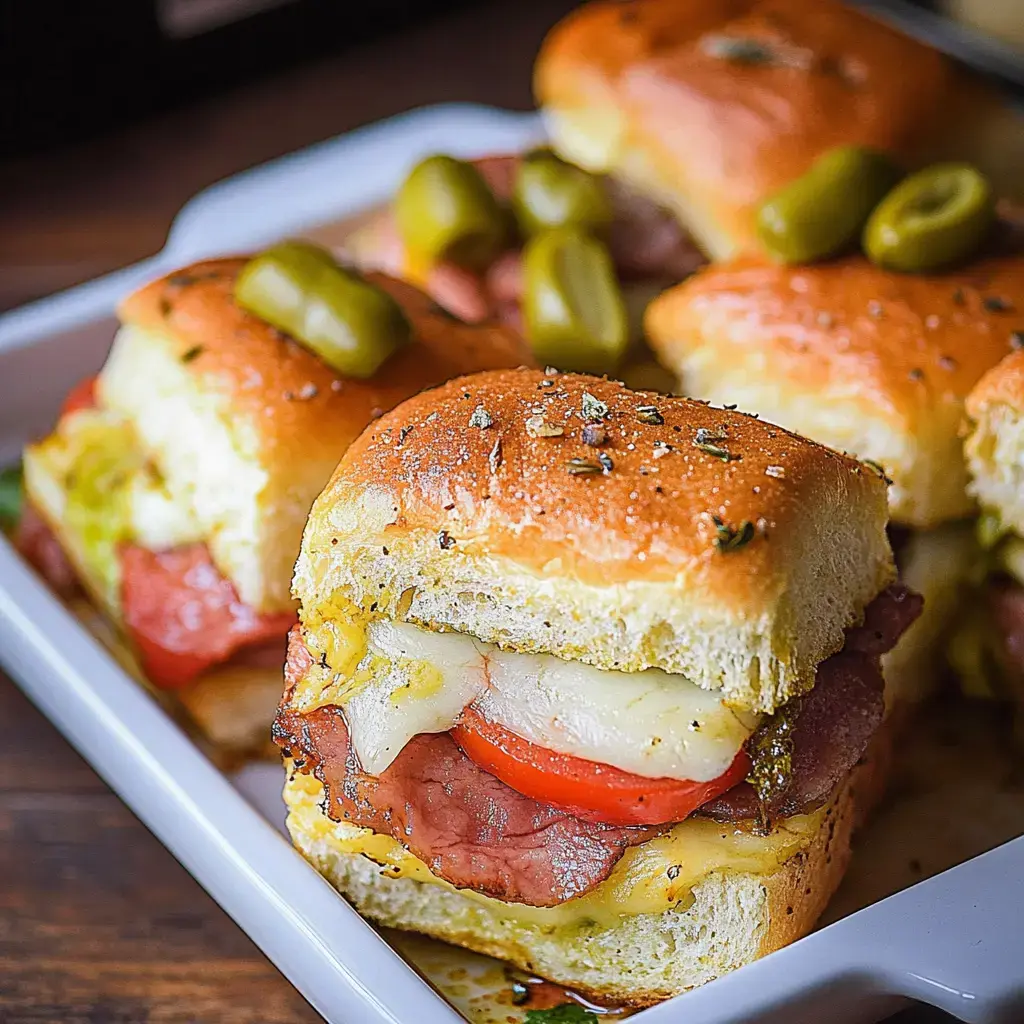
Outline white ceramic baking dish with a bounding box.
[1,103,1022,1024]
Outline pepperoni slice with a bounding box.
[120,543,295,690]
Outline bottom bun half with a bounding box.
[282,724,891,1008]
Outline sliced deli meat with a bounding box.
[121,542,295,690]
[276,630,654,907]
[701,584,923,822]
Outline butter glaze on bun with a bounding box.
[646,253,1024,527]
[536,0,1024,259]
[99,259,532,613]
[295,368,893,713]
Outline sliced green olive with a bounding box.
[757,146,902,264]
[522,228,628,375]
[393,154,506,270]
[513,149,611,237]
[235,241,411,379]
[863,163,995,273]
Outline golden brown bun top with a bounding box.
[537,0,984,257]
[322,367,887,591]
[118,258,533,463]
[646,251,1024,525]
[650,251,1024,416]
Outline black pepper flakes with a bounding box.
[398,425,414,445]
[437,530,456,550]
[566,457,604,476]
[667,865,681,880]
[598,451,614,473]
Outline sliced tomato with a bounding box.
[451,706,751,826]
[60,376,98,418]
[120,542,296,690]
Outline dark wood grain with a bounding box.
[0,674,320,1024]
[0,0,965,1020]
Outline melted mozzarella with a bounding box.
[477,654,757,782]
[340,622,757,782]
[343,621,489,775]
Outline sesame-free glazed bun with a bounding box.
[535,0,1024,259]
[99,258,531,613]
[295,369,893,713]
[646,253,1024,527]
[965,350,1024,534]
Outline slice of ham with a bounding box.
[121,543,295,691]
[275,629,655,908]
[701,585,923,822]
[14,502,81,600]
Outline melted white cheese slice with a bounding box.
[342,621,757,782]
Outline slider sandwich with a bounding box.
[18,249,530,753]
[535,0,1024,261]
[348,150,700,390]
[647,235,1024,705]
[963,352,1024,714]
[275,368,920,1005]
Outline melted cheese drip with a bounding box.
[295,616,756,782]
[285,771,824,929]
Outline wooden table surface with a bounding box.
[0,2,959,1020]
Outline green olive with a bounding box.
[513,149,611,237]
[863,163,995,273]
[235,240,411,379]
[757,146,902,264]
[522,228,628,375]
[393,154,506,269]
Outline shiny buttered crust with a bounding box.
[284,738,882,1008]
[101,259,531,612]
[646,254,1024,527]
[965,350,1024,535]
[295,369,893,713]
[536,0,1019,260]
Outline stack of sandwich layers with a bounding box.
[18,258,531,754]
[275,369,920,1005]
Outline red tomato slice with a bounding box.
[451,706,751,826]
[120,543,296,690]
[60,376,98,418]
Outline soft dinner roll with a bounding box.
[965,350,1024,535]
[21,257,531,753]
[279,368,914,1005]
[97,258,530,614]
[535,0,1024,259]
[295,368,893,714]
[646,253,1024,527]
